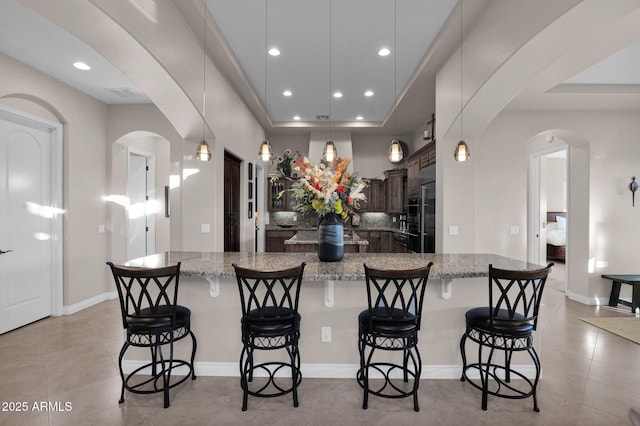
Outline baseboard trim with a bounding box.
[121,360,537,380]
[62,291,117,315]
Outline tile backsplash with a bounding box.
[269,211,397,229]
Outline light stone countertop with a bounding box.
[124,251,547,281]
[284,230,369,246]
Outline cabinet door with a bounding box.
[384,169,406,213]
[406,159,419,198]
[268,179,289,211]
[360,179,385,212]
[367,231,380,253]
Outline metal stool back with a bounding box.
[233,262,306,411]
[107,261,197,408]
[358,262,433,411]
[460,263,553,411]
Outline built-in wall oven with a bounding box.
[406,198,420,252]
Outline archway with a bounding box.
[526,129,590,302]
[108,131,170,263]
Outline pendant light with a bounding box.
[258,0,273,162]
[196,0,212,162]
[323,1,337,163]
[387,0,403,163]
[454,1,469,162]
[323,140,337,162]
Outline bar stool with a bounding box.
[460,263,553,411]
[106,262,197,408]
[357,262,433,411]
[232,262,306,411]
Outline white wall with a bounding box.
[449,109,640,302]
[0,53,109,306]
[268,133,409,179]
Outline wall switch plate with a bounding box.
[98,224,105,233]
[201,224,211,233]
[448,225,459,235]
[510,225,520,235]
[321,326,332,342]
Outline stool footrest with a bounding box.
[357,362,418,399]
[461,363,535,400]
[242,361,302,398]
[124,359,195,396]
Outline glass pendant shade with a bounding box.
[259,139,273,161]
[323,140,337,162]
[388,139,403,162]
[454,140,470,162]
[196,140,212,162]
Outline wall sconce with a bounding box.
[630,176,638,206]
[323,140,337,162]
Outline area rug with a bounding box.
[580,317,640,345]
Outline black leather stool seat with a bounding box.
[464,307,534,335]
[358,308,418,336]
[243,307,300,335]
[126,305,192,333]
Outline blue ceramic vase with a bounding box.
[317,212,344,262]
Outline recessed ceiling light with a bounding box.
[268,48,280,56]
[356,116,364,120]
[333,91,343,98]
[378,48,391,57]
[293,115,301,120]
[73,61,91,71]
[283,90,292,97]
[364,90,374,97]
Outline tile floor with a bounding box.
[1,263,639,425]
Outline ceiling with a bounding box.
[1,0,640,137]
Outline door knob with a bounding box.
[0,250,13,255]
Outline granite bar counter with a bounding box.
[125,251,540,281]
[122,252,549,379]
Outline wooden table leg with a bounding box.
[608,281,622,307]
[632,283,640,313]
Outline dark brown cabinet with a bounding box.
[268,178,298,211]
[361,179,386,212]
[406,141,436,200]
[265,230,295,252]
[384,169,406,213]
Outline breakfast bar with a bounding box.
[123,251,546,379]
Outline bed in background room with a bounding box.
[546,211,566,262]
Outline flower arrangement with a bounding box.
[275,148,299,178]
[289,156,367,220]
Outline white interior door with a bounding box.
[127,150,155,260]
[0,116,54,333]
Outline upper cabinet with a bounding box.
[406,141,436,199]
[360,178,386,212]
[384,169,406,213]
[268,178,293,211]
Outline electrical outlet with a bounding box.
[321,326,331,342]
[392,216,397,223]
[510,225,520,235]
[448,225,459,235]
[201,224,211,233]
[293,215,297,222]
